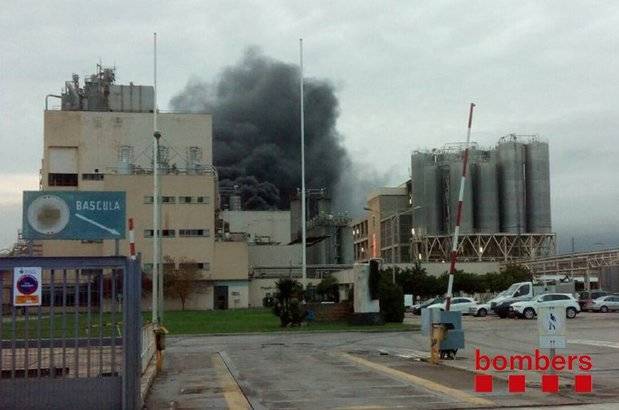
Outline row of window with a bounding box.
[49,173,78,186]
[144,196,210,204]
[143,262,210,271]
[143,229,210,238]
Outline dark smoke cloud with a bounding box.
[170,47,350,210]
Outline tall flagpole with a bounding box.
[445,103,475,311]
[152,32,162,325]
[299,38,307,289]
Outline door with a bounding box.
[214,286,228,310]
[515,284,531,298]
[450,298,467,312]
[607,296,619,311]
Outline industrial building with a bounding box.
[411,135,554,262]
[352,186,411,263]
[35,65,251,310]
[353,136,555,264]
[290,190,353,265]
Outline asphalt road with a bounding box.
[144,312,619,409]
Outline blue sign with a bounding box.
[22,191,126,240]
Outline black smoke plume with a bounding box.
[170,48,350,210]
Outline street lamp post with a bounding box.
[299,38,307,290]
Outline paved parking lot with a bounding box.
[145,312,619,409]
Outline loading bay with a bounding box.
[145,313,619,409]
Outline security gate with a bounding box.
[0,256,141,410]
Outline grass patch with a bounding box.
[1,312,120,340]
[160,309,417,335]
[1,308,418,339]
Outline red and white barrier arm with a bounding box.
[445,103,475,311]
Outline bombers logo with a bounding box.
[474,349,593,393]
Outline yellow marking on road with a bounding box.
[338,352,494,407]
[212,353,251,409]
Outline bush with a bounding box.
[316,276,339,302]
[379,280,405,323]
[262,295,275,307]
[272,278,305,327]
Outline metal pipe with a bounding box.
[45,94,62,111]
[300,38,307,289]
[445,103,475,311]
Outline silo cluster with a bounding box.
[411,135,551,235]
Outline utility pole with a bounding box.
[445,103,475,311]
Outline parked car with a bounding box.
[411,297,443,315]
[426,297,477,314]
[468,303,490,317]
[487,280,575,310]
[494,296,534,318]
[589,295,619,312]
[510,293,580,320]
[578,289,609,311]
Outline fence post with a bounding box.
[122,257,141,410]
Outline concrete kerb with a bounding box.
[140,352,161,406]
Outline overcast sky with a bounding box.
[1,1,618,252]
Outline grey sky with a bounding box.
[1,1,618,252]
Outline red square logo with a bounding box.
[508,374,526,393]
[542,374,559,393]
[574,374,592,393]
[474,374,493,393]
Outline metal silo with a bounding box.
[423,163,442,234]
[448,154,474,233]
[411,152,428,234]
[497,137,526,233]
[525,140,551,232]
[411,151,426,210]
[474,151,500,233]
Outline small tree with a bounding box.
[272,278,305,327]
[164,256,201,310]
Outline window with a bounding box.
[144,196,177,204]
[48,173,78,186]
[82,173,104,181]
[197,262,210,271]
[144,229,176,238]
[554,295,569,300]
[42,283,99,307]
[196,196,210,204]
[179,229,210,237]
[515,284,530,297]
[540,295,553,302]
[81,239,103,244]
[179,196,193,204]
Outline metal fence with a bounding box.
[0,256,141,410]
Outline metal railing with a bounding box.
[0,256,141,410]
